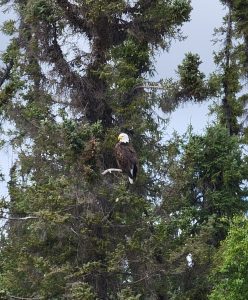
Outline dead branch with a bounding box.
[129,83,166,95]
[101,168,122,175]
[139,85,166,90]
[9,295,43,300]
[1,215,38,221]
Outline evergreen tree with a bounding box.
[1,1,248,299]
[153,1,248,298]
[159,0,246,136]
[159,125,248,299]
[209,216,248,300]
[0,0,191,299]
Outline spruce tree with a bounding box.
[209,216,248,300]
[153,0,248,298]
[160,125,248,299]
[0,0,191,299]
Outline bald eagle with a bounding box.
[114,133,138,184]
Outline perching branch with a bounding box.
[129,83,166,96]
[8,295,43,300]
[1,215,38,221]
[101,168,122,175]
[138,85,166,90]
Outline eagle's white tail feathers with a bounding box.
[128,177,134,184]
[129,167,134,184]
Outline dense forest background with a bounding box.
[0,0,248,299]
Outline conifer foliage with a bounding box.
[1,1,248,300]
[0,0,192,299]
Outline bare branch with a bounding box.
[8,295,43,300]
[1,215,38,221]
[129,83,166,95]
[138,85,166,90]
[101,168,122,175]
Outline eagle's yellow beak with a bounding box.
[118,134,122,141]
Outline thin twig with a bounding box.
[70,227,79,236]
[101,168,122,175]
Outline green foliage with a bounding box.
[159,53,219,113]
[167,125,248,218]
[117,287,141,300]
[83,0,126,21]
[210,216,248,300]
[70,282,96,300]
[177,52,208,100]
[110,38,151,90]
[161,124,248,299]
[233,0,248,36]
[1,20,16,35]
[1,0,248,300]
[24,0,57,23]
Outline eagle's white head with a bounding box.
[118,133,129,143]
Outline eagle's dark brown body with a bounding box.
[114,142,138,183]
